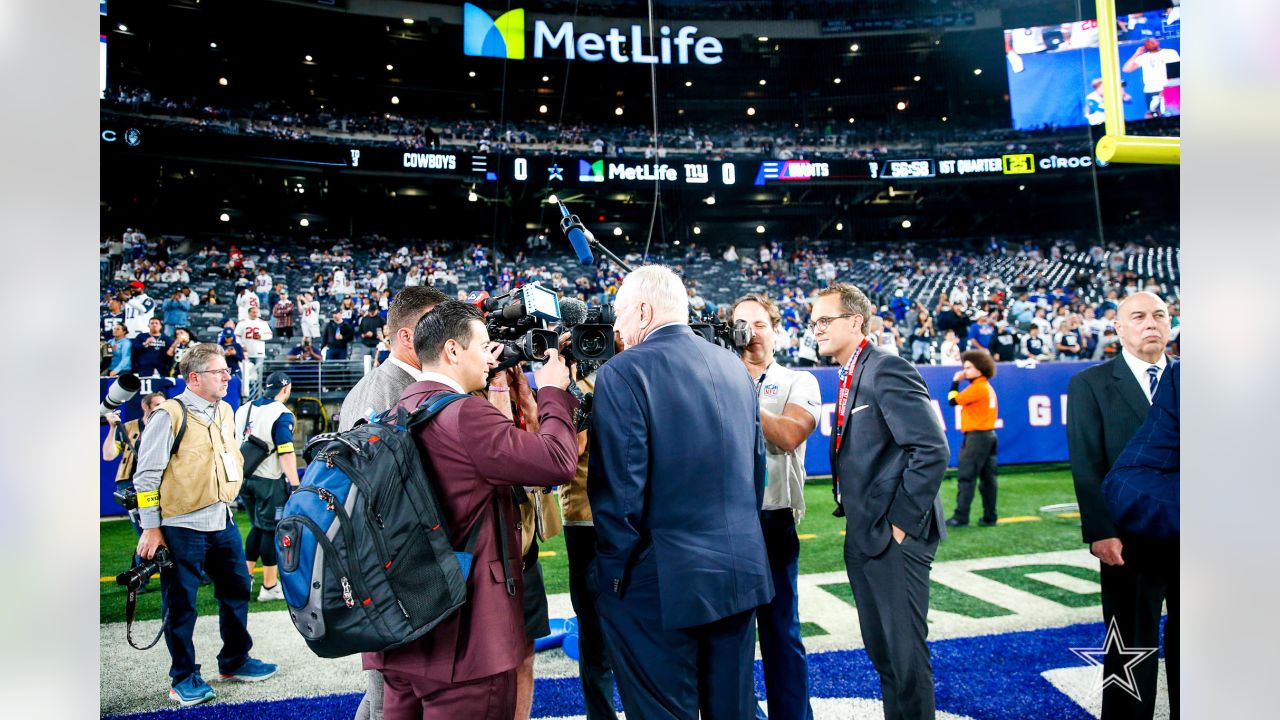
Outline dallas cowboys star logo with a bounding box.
[1069,617,1159,700]
[547,163,564,181]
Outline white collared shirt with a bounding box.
[1121,348,1168,403]
[387,355,425,382]
[419,371,466,394]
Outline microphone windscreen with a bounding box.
[558,297,588,327]
[565,226,595,266]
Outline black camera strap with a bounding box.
[125,589,168,651]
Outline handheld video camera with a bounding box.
[470,283,563,374]
[690,315,752,352]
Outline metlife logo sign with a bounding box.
[462,3,723,65]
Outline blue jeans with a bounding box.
[159,522,253,685]
[756,509,814,720]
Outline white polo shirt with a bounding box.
[755,362,823,522]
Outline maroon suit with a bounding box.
[363,380,579,719]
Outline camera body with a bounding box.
[568,303,618,365]
[481,283,563,371]
[114,487,139,511]
[116,545,174,592]
[690,316,751,352]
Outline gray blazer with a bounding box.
[829,344,949,556]
[338,361,417,431]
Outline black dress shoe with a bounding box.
[945,517,968,528]
[978,518,999,527]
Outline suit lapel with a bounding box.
[1110,356,1150,421]
[832,343,877,459]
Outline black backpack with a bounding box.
[276,391,514,659]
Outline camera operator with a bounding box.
[233,372,300,602]
[731,293,822,720]
[132,343,278,706]
[365,300,578,717]
[104,390,169,583]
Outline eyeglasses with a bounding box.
[807,314,853,332]
[194,368,232,377]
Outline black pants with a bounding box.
[565,525,619,720]
[953,430,998,524]
[1100,538,1178,720]
[844,524,940,720]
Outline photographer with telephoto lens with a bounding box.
[130,343,279,706]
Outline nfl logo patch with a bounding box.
[763,384,780,397]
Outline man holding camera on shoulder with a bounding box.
[731,293,822,720]
[132,343,278,707]
[365,300,579,718]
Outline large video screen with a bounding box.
[1005,6,1181,131]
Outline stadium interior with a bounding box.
[99,1,1181,718]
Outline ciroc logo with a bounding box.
[463,3,525,59]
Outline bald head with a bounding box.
[1115,291,1170,362]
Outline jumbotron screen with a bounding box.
[1004,6,1181,131]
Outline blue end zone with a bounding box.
[104,619,1167,720]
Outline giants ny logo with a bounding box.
[463,3,525,60]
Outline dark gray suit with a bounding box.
[1067,356,1176,720]
[830,344,949,720]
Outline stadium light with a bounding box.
[547,195,559,204]
[848,117,855,124]
[218,77,228,86]
[704,194,716,205]
[973,68,983,75]
[403,18,414,24]
[542,75,550,82]
[685,81,692,87]
[468,71,476,78]
[1019,185,1026,191]
[758,79,767,86]
[897,101,907,111]
[913,75,921,82]
[219,213,230,222]
[305,55,313,62]
[747,107,756,117]
[386,64,394,71]
[942,116,948,122]
[833,77,842,84]
[210,42,217,49]
[391,96,400,105]
[299,218,310,227]
[674,240,681,245]
[118,24,128,32]
[613,227,623,236]
[693,226,702,235]
[539,104,548,114]
[468,186,478,202]
[849,43,859,52]
[614,107,624,116]
[836,222,844,231]
[901,220,912,229]
[757,36,769,42]
[755,225,766,234]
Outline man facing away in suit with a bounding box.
[813,283,950,720]
[343,285,448,720]
[365,301,580,720]
[588,265,774,719]
[1067,291,1175,720]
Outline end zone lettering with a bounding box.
[402,153,458,170]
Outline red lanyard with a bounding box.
[834,338,869,453]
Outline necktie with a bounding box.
[1147,365,1159,399]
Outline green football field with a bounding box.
[99,463,1084,625]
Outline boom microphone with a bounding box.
[556,199,596,266]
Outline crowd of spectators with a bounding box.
[101,222,1179,382]
[103,87,1179,162]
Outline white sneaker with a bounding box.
[257,583,284,602]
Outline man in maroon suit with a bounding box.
[364,300,579,719]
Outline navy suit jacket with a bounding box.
[587,324,774,630]
[1104,361,1179,540]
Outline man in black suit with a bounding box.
[1067,291,1175,720]
[814,283,950,720]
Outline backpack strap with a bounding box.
[403,391,470,428]
[169,400,189,457]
